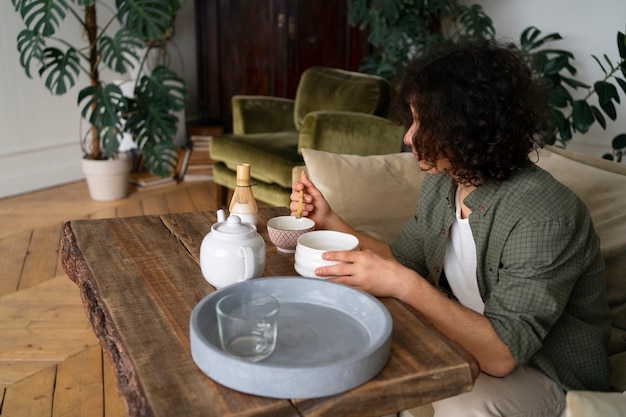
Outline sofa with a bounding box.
[297,145,626,416]
[209,66,403,208]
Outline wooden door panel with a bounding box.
[195,0,366,127]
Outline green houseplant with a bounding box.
[518,27,626,150]
[11,0,188,183]
[348,0,495,80]
[349,1,626,161]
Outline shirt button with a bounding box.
[441,229,446,235]
[479,205,484,211]
[434,266,440,273]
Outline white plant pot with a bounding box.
[81,154,132,201]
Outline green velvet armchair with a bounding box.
[209,66,404,207]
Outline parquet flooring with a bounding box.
[0,178,243,416]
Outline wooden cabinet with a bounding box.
[195,0,366,128]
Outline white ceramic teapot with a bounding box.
[200,210,266,288]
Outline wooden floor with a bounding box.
[0,179,245,416]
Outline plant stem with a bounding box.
[85,4,101,159]
[564,57,626,123]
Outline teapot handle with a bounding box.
[238,246,256,280]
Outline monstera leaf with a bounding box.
[98,29,143,74]
[124,65,186,172]
[78,83,126,157]
[38,47,80,95]
[116,0,181,40]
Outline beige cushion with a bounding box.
[301,148,424,243]
[536,146,626,355]
[566,391,626,417]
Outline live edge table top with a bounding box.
[61,207,478,417]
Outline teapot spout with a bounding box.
[216,209,226,223]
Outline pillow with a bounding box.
[565,391,626,417]
[294,67,391,129]
[536,146,626,355]
[301,148,424,243]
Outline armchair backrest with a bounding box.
[293,67,392,130]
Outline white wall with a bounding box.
[0,0,197,199]
[469,0,626,158]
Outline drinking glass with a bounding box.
[216,292,279,362]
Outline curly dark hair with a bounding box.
[395,39,548,185]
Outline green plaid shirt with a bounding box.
[390,166,611,391]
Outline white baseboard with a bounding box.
[0,143,85,199]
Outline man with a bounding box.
[291,40,611,416]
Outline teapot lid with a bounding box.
[214,215,256,235]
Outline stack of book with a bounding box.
[184,135,214,180]
[184,125,224,181]
[129,147,191,190]
[129,124,224,188]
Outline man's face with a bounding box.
[403,107,452,175]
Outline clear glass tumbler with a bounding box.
[216,292,279,362]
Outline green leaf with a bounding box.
[592,54,608,74]
[98,28,143,74]
[520,26,563,51]
[615,77,626,95]
[78,83,125,131]
[558,119,572,142]
[21,0,69,37]
[124,66,186,154]
[546,83,572,108]
[548,108,571,143]
[116,0,175,40]
[78,83,127,157]
[543,56,571,75]
[599,98,617,120]
[594,81,619,104]
[612,133,626,150]
[348,0,368,26]
[99,126,123,157]
[457,4,495,38]
[38,47,80,95]
[520,26,541,48]
[561,76,590,90]
[12,0,26,12]
[571,100,595,132]
[136,65,186,111]
[590,105,607,129]
[617,32,625,59]
[140,142,179,177]
[16,29,46,78]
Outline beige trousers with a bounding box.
[431,366,566,417]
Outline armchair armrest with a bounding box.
[232,96,296,134]
[298,111,404,155]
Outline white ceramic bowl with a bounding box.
[267,216,315,253]
[294,230,359,278]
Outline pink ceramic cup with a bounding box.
[267,216,315,253]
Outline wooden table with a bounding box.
[61,207,478,417]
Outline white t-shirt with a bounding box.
[443,187,485,314]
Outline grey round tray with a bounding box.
[190,276,392,399]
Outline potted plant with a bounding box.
[11,0,187,200]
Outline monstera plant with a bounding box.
[12,0,187,177]
[348,0,495,80]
